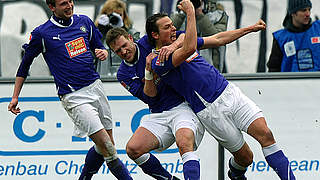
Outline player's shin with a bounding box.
[100,141,133,180]
[263,143,295,180]
[228,157,247,180]
[135,153,175,179]
[182,151,200,180]
[79,146,104,180]
[106,158,133,180]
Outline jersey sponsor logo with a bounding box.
[185,51,199,63]
[65,37,87,58]
[311,37,320,44]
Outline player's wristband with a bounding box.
[145,69,153,80]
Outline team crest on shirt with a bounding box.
[155,58,164,66]
[120,81,131,90]
[185,51,199,63]
[80,26,87,33]
[65,37,88,58]
[311,37,320,44]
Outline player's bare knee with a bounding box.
[96,140,118,162]
[259,128,276,146]
[234,145,254,167]
[176,139,194,154]
[235,153,253,167]
[247,151,254,165]
[125,143,135,159]
[176,128,195,153]
[243,151,253,166]
[126,142,143,160]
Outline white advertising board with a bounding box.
[0,81,218,180]
[1,78,320,179]
[226,79,320,180]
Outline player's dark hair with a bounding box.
[46,0,56,6]
[105,27,129,48]
[146,13,168,47]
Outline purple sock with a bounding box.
[265,150,295,180]
[107,158,133,180]
[183,160,200,180]
[139,153,173,180]
[79,146,104,180]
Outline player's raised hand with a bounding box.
[8,98,20,115]
[177,0,194,15]
[95,49,108,61]
[146,51,158,71]
[158,45,174,62]
[251,19,266,32]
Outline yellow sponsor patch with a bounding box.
[65,37,87,58]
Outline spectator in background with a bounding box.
[170,0,228,71]
[7,0,132,180]
[160,0,174,16]
[267,0,320,72]
[95,0,140,77]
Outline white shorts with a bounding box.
[60,79,113,137]
[140,102,205,152]
[197,82,263,152]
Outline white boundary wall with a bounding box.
[1,78,320,179]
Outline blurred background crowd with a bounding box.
[0,0,319,78]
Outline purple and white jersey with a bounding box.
[151,37,228,113]
[17,14,105,95]
[117,39,184,113]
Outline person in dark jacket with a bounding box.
[267,0,320,72]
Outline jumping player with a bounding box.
[105,1,205,179]
[144,5,296,180]
[7,0,132,179]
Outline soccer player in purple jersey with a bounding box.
[105,1,205,180]
[7,0,132,179]
[143,2,296,180]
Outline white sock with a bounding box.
[262,143,280,157]
[181,151,199,164]
[134,153,150,165]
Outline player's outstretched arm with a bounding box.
[201,19,266,49]
[8,77,25,115]
[171,0,197,67]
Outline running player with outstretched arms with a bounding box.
[7,0,132,179]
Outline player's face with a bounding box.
[292,7,311,28]
[156,17,177,47]
[110,35,136,63]
[50,0,74,20]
